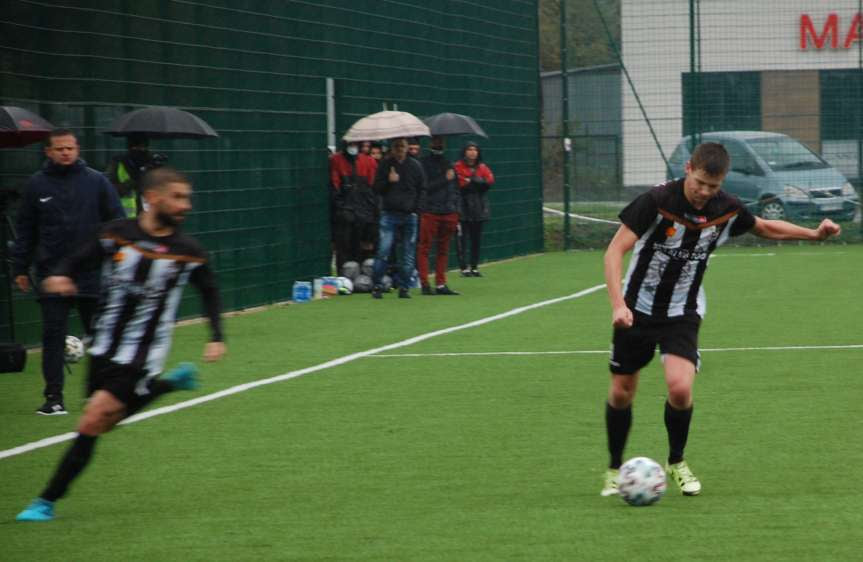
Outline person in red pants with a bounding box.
[417,136,460,295]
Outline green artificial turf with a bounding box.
[1,246,861,561]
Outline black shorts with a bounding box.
[609,312,701,375]
[87,355,152,413]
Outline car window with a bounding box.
[747,137,829,171]
[723,140,761,175]
[669,142,690,167]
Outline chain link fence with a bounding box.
[543,0,863,249]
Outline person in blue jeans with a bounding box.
[371,137,426,299]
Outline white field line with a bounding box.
[369,344,863,359]
[0,284,607,461]
[542,206,621,225]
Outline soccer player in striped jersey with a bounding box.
[16,167,226,522]
[600,142,840,497]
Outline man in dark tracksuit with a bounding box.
[371,137,426,299]
[12,129,125,415]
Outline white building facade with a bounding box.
[622,0,863,186]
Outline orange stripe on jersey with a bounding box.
[658,208,739,231]
[103,234,206,264]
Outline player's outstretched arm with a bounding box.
[751,217,841,241]
[604,225,638,328]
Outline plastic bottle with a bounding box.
[292,280,312,303]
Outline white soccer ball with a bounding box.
[617,456,667,506]
[353,274,373,293]
[340,261,360,280]
[64,335,85,363]
[337,277,353,295]
[361,258,375,277]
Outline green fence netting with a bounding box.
[0,0,542,345]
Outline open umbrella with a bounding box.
[422,112,488,138]
[342,110,430,142]
[0,106,55,148]
[103,106,218,139]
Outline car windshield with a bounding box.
[747,137,829,171]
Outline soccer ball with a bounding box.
[617,456,667,506]
[353,274,373,293]
[337,277,353,295]
[64,335,85,363]
[340,261,360,280]
[361,258,375,277]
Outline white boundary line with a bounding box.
[369,344,863,358]
[542,206,621,225]
[0,284,607,461]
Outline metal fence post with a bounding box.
[561,0,572,250]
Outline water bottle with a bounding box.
[292,281,312,303]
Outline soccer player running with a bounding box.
[16,167,226,522]
[601,142,840,497]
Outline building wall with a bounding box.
[622,0,863,186]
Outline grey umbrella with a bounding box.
[103,106,219,139]
[422,112,488,138]
[0,106,55,148]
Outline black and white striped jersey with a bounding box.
[55,219,223,375]
[619,179,756,319]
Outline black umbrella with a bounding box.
[0,106,55,148]
[103,106,219,139]
[422,112,488,138]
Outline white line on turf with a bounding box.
[368,344,863,358]
[0,284,607,461]
[542,206,621,225]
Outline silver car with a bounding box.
[668,131,859,221]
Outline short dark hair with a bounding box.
[689,142,730,176]
[46,128,77,146]
[140,167,190,193]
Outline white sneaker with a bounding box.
[600,468,620,496]
[666,460,701,495]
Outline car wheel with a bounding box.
[759,198,785,220]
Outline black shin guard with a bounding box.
[41,434,98,502]
[665,401,693,465]
[605,402,632,469]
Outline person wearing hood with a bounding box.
[454,141,495,277]
[12,129,126,416]
[105,134,167,217]
[417,136,460,295]
[329,140,379,270]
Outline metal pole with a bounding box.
[560,0,572,250]
[326,77,336,154]
[858,0,862,233]
[689,0,700,146]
